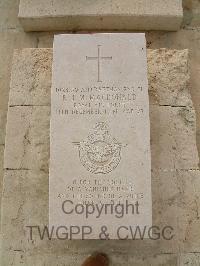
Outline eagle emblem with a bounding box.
[74,122,122,174]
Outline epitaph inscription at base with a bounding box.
[50,33,152,239]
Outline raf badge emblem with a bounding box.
[73,122,122,174]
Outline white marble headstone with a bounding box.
[50,33,152,239]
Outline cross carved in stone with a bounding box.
[86,45,112,82]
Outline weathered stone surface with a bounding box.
[9,48,192,108]
[183,0,200,27]
[152,169,200,253]
[146,29,200,163]
[128,254,178,266]
[0,0,22,31]
[0,111,6,145]
[0,32,37,111]
[0,145,3,257]
[150,105,199,170]
[18,0,183,32]
[179,253,200,265]
[178,170,200,252]
[9,49,52,107]
[148,49,192,107]
[4,106,50,170]
[0,145,4,227]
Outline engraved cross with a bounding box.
[86,45,112,82]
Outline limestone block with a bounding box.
[0,145,4,228]
[9,48,192,108]
[1,170,48,266]
[146,29,200,162]
[182,0,200,27]
[0,32,37,111]
[150,105,199,170]
[0,110,6,145]
[0,0,22,30]
[128,254,178,266]
[9,49,52,107]
[179,253,200,265]
[190,11,200,27]
[18,0,183,32]
[152,169,200,253]
[177,170,200,252]
[147,49,192,107]
[4,106,50,171]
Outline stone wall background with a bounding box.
[0,0,200,265]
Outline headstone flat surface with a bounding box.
[2,47,200,265]
[18,0,183,32]
[50,33,152,239]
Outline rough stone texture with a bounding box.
[0,145,4,226]
[0,32,37,110]
[146,29,200,167]
[0,8,38,261]
[0,111,6,145]
[9,49,52,107]
[178,170,200,253]
[0,32,37,147]
[151,105,198,170]
[4,106,50,171]
[152,169,200,253]
[148,49,192,107]
[179,253,200,265]
[0,0,22,31]
[0,145,3,257]
[128,254,178,266]
[1,48,200,264]
[183,0,200,27]
[18,0,183,32]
